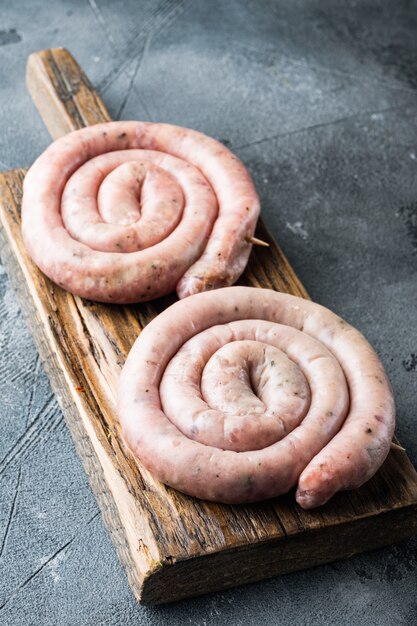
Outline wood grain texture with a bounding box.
[0,47,417,605]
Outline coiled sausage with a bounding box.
[22,122,260,303]
[118,286,395,508]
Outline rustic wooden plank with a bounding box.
[0,47,416,604]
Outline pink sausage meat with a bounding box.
[118,286,395,508]
[22,122,260,303]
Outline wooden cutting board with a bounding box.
[0,48,416,605]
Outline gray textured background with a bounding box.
[1,1,417,624]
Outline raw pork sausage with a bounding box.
[118,286,395,509]
[22,122,260,303]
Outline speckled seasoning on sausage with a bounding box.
[21,121,260,303]
[117,286,395,509]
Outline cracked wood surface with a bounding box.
[1,46,417,607]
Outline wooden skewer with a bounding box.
[390,441,406,451]
[245,235,270,247]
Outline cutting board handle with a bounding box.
[26,47,111,139]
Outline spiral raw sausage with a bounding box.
[118,286,395,509]
[22,121,260,303]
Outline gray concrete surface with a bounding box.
[1,0,417,624]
